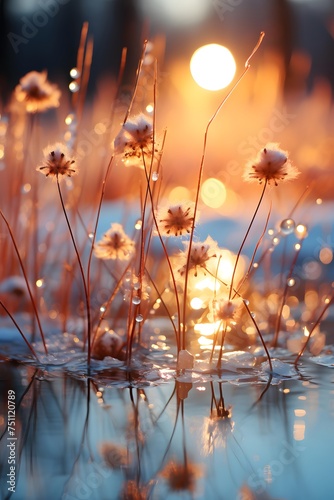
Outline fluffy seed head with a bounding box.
[209,297,243,323]
[156,202,195,237]
[92,329,123,360]
[37,143,77,180]
[14,71,61,113]
[243,143,299,186]
[114,113,157,168]
[177,236,218,278]
[160,461,201,493]
[94,223,135,260]
[99,442,128,469]
[120,481,149,500]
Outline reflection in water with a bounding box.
[0,361,333,499]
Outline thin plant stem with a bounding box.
[0,209,47,354]
[272,241,303,348]
[92,262,131,349]
[142,150,182,349]
[229,180,267,300]
[0,300,38,360]
[217,321,227,370]
[234,201,272,297]
[86,155,114,316]
[56,176,91,366]
[126,153,152,365]
[246,185,311,284]
[183,32,265,349]
[123,40,148,125]
[146,269,179,349]
[243,299,273,372]
[294,295,334,367]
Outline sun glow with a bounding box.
[190,44,236,91]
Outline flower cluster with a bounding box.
[209,297,243,323]
[14,71,61,113]
[94,223,135,261]
[37,143,77,180]
[99,442,128,469]
[160,460,201,493]
[114,113,156,168]
[177,236,218,278]
[156,202,195,237]
[243,143,299,186]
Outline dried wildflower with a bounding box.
[114,113,156,168]
[243,143,299,186]
[209,297,243,323]
[94,223,135,261]
[92,329,124,360]
[160,460,201,493]
[123,273,150,302]
[177,236,218,278]
[156,202,195,237]
[202,412,234,455]
[99,442,128,469]
[37,143,77,180]
[0,276,28,298]
[121,480,151,500]
[0,276,30,314]
[14,71,61,113]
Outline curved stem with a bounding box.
[183,32,265,348]
[86,156,114,329]
[56,177,91,367]
[234,201,272,297]
[229,180,267,300]
[272,241,302,348]
[243,299,272,372]
[0,209,47,354]
[0,299,38,360]
[294,295,333,366]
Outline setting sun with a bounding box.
[190,44,236,91]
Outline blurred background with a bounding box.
[1,0,334,209]
[1,0,334,95]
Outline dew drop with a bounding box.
[295,224,308,239]
[152,172,159,181]
[70,67,81,79]
[132,296,141,305]
[133,282,141,291]
[22,183,31,194]
[273,236,280,246]
[280,218,295,235]
[135,314,144,323]
[69,81,80,93]
[287,278,295,287]
[65,113,75,126]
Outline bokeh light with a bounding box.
[139,0,211,26]
[201,178,226,208]
[190,45,236,91]
[168,186,191,202]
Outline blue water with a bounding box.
[0,359,333,500]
